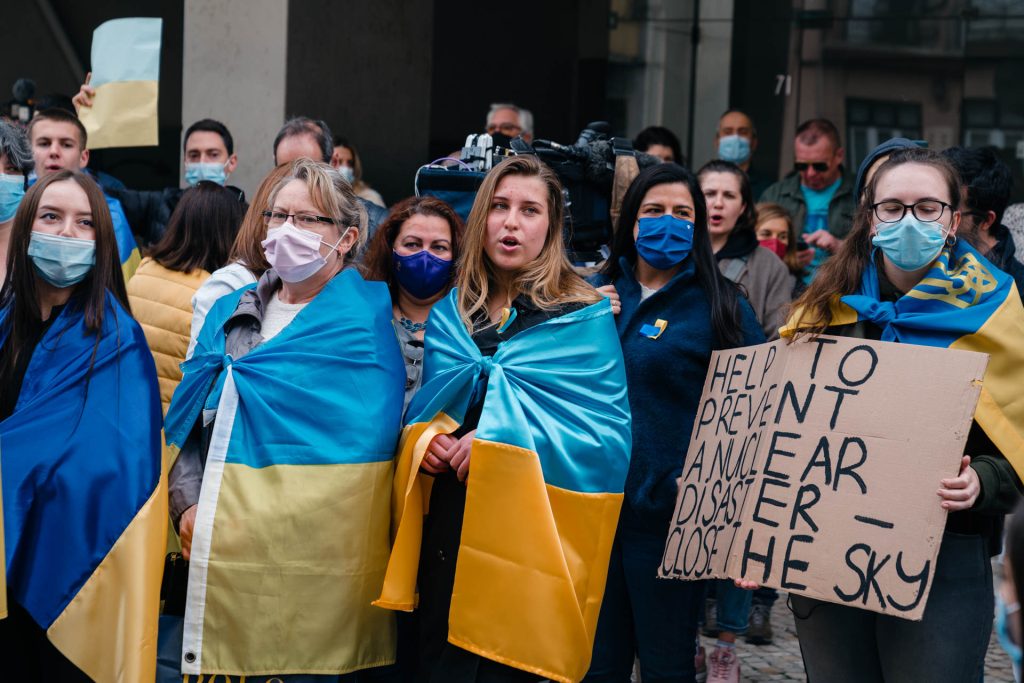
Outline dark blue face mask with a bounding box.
[635,215,695,270]
[393,249,453,300]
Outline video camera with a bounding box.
[416,122,661,263]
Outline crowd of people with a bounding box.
[0,81,1023,683]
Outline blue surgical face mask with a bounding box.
[184,161,228,187]
[636,215,695,270]
[997,594,1022,667]
[28,231,96,288]
[871,215,948,271]
[393,249,453,300]
[717,135,752,165]
[338,165,355,185]
[0,173,26,222]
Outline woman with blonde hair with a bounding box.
[376,156,632,683]
[165,158,406,680]
[186,161,295,357]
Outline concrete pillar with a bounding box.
[181,0,288,196]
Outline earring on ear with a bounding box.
[946,234,957,247]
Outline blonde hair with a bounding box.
[456,156,600,330]
[268,157,369,264]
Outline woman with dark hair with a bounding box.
[782,147,1024,681]
[699,159,793,341]
[586,163,763,681]
[363,195,463,410]
[127,181,245,412]
[0,171,163,681]
[633,125,684,166]
[331,136,385,207]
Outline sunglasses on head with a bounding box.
[794,161,830,173]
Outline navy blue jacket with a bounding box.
[591,257,764,531]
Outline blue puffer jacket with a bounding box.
[591,257,764,531]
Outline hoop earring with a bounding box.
[946,234,957,247]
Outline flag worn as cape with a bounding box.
[781,241,1024,477]
[375,290,632,683]
[0,292,165,682]
[164,269,406,677]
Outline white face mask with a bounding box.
[261,222,347,283]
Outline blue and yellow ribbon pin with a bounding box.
[638,319,668,339]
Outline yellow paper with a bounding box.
[80,81,160,149]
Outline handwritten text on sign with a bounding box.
[659,336,986,620]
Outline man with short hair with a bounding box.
[73,76,245,246]
[714,109,772,198]
[28,108,141,280]
[485,103,532,143]
[760,118,856,281]
[634,125,683,165]
[942,145,1024,291]
[272,116,387,240]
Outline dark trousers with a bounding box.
[416,472,543,683]
[792,532,993,683]
[585,521,704,683]
[0,598,91,682]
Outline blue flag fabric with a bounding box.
[0,292,164,679]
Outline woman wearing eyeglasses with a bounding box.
[165,158,407,681]
[781,147,1024,681]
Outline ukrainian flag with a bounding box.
[79,17,162,149]
[375,291,632,683]
[164,269,406,676]
[0,293,165,682]
[107,193,141,281]
[782,241,1024,476]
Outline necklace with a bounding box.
[398,316,427,333]
[396,303,427,333]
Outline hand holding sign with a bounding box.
[660,335,987,620]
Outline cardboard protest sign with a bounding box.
[660,335,987,620]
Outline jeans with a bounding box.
[712,579,753,635]
[585,521,704,683]
[792,532,993,683]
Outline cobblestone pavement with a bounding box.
[700,592,1015,682]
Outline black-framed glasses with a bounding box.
[262,210,337,230]
[794,161,830,173]
[872,200,952,224]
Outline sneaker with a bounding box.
[707,647,740,683]
[695,644,707,682]
[702,597,718,637]
[746,602,774,645]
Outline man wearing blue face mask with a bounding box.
[714,109,773,199]
[73,80,246,247]
[105,119,244,247]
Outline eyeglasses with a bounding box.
[872,200,952,224]
[262,210,337,230]
[486,122,523,136]
[794,161,830,173]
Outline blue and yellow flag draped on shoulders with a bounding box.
[0,292,165,682]
[107,193,142,281]
[375,290,632,683]
[782,241,1024,476]
[165,269,405,677]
